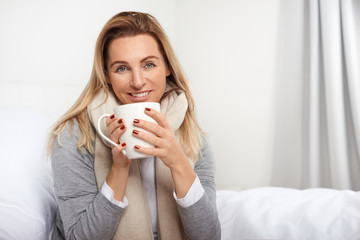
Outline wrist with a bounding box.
[167,151,189,170]
[169,157,196,199]
[170,156,195,179]
[111,161,131,171]
[107,164,130,201]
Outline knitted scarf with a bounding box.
[87,86,188,240]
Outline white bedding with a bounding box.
[0,107,56,240]
[1,106,360,240]
[217,188,360,240]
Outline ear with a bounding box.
[166,67,171,77]
[105,71,111,85]
[106,77,111,85]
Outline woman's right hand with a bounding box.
[105,114,130,202]
[106,114,131,168]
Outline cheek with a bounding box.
[155,70,168,85]
[113,83,127,95]
[110,82,129,102]
[154,76,167,93]
[109,74,127,90]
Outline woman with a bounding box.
[49,11,221,240]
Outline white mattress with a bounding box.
[217,188,360,240]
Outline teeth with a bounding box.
[131,91,149,97]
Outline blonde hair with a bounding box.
[48,11,204,160]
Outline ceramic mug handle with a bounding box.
[97,114,127,155]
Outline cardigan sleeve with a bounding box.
[51,121,125,240]
[176,139,221,240]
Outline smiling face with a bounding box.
[106,34,170,104]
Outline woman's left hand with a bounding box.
[134,107,196,198]
[132,107,187,170]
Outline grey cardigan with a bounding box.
[51,122,221,240]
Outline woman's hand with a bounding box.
[105,114,131,202]
[132,108,188,169]
[106,114,131,168]
[132,107,196,198]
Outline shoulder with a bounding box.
[51,119,94,169]
[57,120,82,145]
[200,136,212,155]
[194,136,215,170]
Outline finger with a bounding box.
[144,108,171,130]
[133,118,166,138]
[106,114,118,132]
[108,118,124,135]
[105,114,117,126]
[110,124,127,144]
[134,144,166,158]
[112,142,128,156]
[132,128,164,148]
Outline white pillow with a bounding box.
[0,106,56,240]
[217,187,360,240]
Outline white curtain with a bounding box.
[271,0,360,190]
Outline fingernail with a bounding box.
[133,119,140,124]
[120,126,125,130]
[121,142,126,147]
[118,119,122,124]
[145,108,151,112]
[110,114,115,119]
[133,129,139,135]
[134,145,140,149]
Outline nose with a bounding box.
[130,69,146,89]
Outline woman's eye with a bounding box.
[116,66,128,72]
[144,62,155,69]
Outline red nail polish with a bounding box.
[118,119,122,124]
[110,114,115,119]
[121,142,126,147]
[145,108,151,112]
[120,126,125,130]
[133,129,139,135]
[133,119,140,124]
[134,145,140,149]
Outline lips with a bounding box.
[128,90,151,98]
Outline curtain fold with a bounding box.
[272,0,360,190]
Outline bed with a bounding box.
[1,106,360,239]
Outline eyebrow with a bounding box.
[110,55,160,69]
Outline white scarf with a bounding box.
[87,86,189,240]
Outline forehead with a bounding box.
[107,34,163,61]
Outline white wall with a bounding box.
[0,0,280,190]
[0,0,176,123]
[174,0,280,190]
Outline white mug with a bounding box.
[97,102,160,159]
